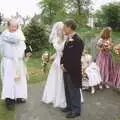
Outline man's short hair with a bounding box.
[64,19,77,30]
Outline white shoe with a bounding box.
[105,85,110,89]
[99,85,103,90]
[81,99,84,104]
[91,87,95,94]
[80,89,84,103]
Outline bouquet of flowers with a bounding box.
[112,43,120,64]
[81,52,92,81]
[41,51,50,72]
[82,63,88,81]
[114,44,120,55]
[102,40,112,51]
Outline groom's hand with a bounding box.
[61,64,67,72]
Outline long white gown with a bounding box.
[0,30,28,100]
[42,40,66,108]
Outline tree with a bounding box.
[23,17,49,53]
[65,0,91,15]
[39,0,67,25]
[38,0,92,26]
[0,12,2,25]
[95,2,120,30]
[65,0,92,26]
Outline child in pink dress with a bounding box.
[113,44,120,88]
[96,27,113,88]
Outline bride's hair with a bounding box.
[49,22,64,44]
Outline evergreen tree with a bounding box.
[23,17,49,53]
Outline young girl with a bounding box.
[113,44,120,88]
[81,50,92,88]
[96,27,113,88]
[82,51,102,94]
[85,59,102,94]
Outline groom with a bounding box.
[61,19,84,118]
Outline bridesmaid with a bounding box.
[96,27,113,88]
[113,44,120,88]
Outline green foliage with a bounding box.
[0,12,3,33]
[95,2,120,30]
[0,25,6,33]
[112,49,120,64]
[0,81,14,120]
[39,0,67,24]
[0,13,2,25]
[38,0,92,26]
[27,58,49,84]
[23,17,50,54]
[65,0,92,26]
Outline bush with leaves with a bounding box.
[95,2,120,31]
[38,0,92,26]
[23,17,50,54]
[0,12,2,26]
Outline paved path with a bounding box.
[16,83,120,120]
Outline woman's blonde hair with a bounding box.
[100,27,112,40]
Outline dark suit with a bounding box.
[61,34,84,113]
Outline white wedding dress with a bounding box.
[42,40,66,108]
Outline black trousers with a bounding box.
[63,72,81,113]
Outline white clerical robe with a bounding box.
[0,29,28,100]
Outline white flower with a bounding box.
[42,51,49,63]
[69,38,74,42]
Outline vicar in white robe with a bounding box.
[0,19,28,110]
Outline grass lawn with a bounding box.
[27,57,49,84]
[0,82,15,120]
[0,100,15,120]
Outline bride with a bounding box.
[42,22,66,108]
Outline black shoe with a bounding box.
[61,108,71,113]
[66,112,80,118]
[16,98,26,104]
[5,98,15,110]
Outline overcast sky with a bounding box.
[0,0,119,17]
